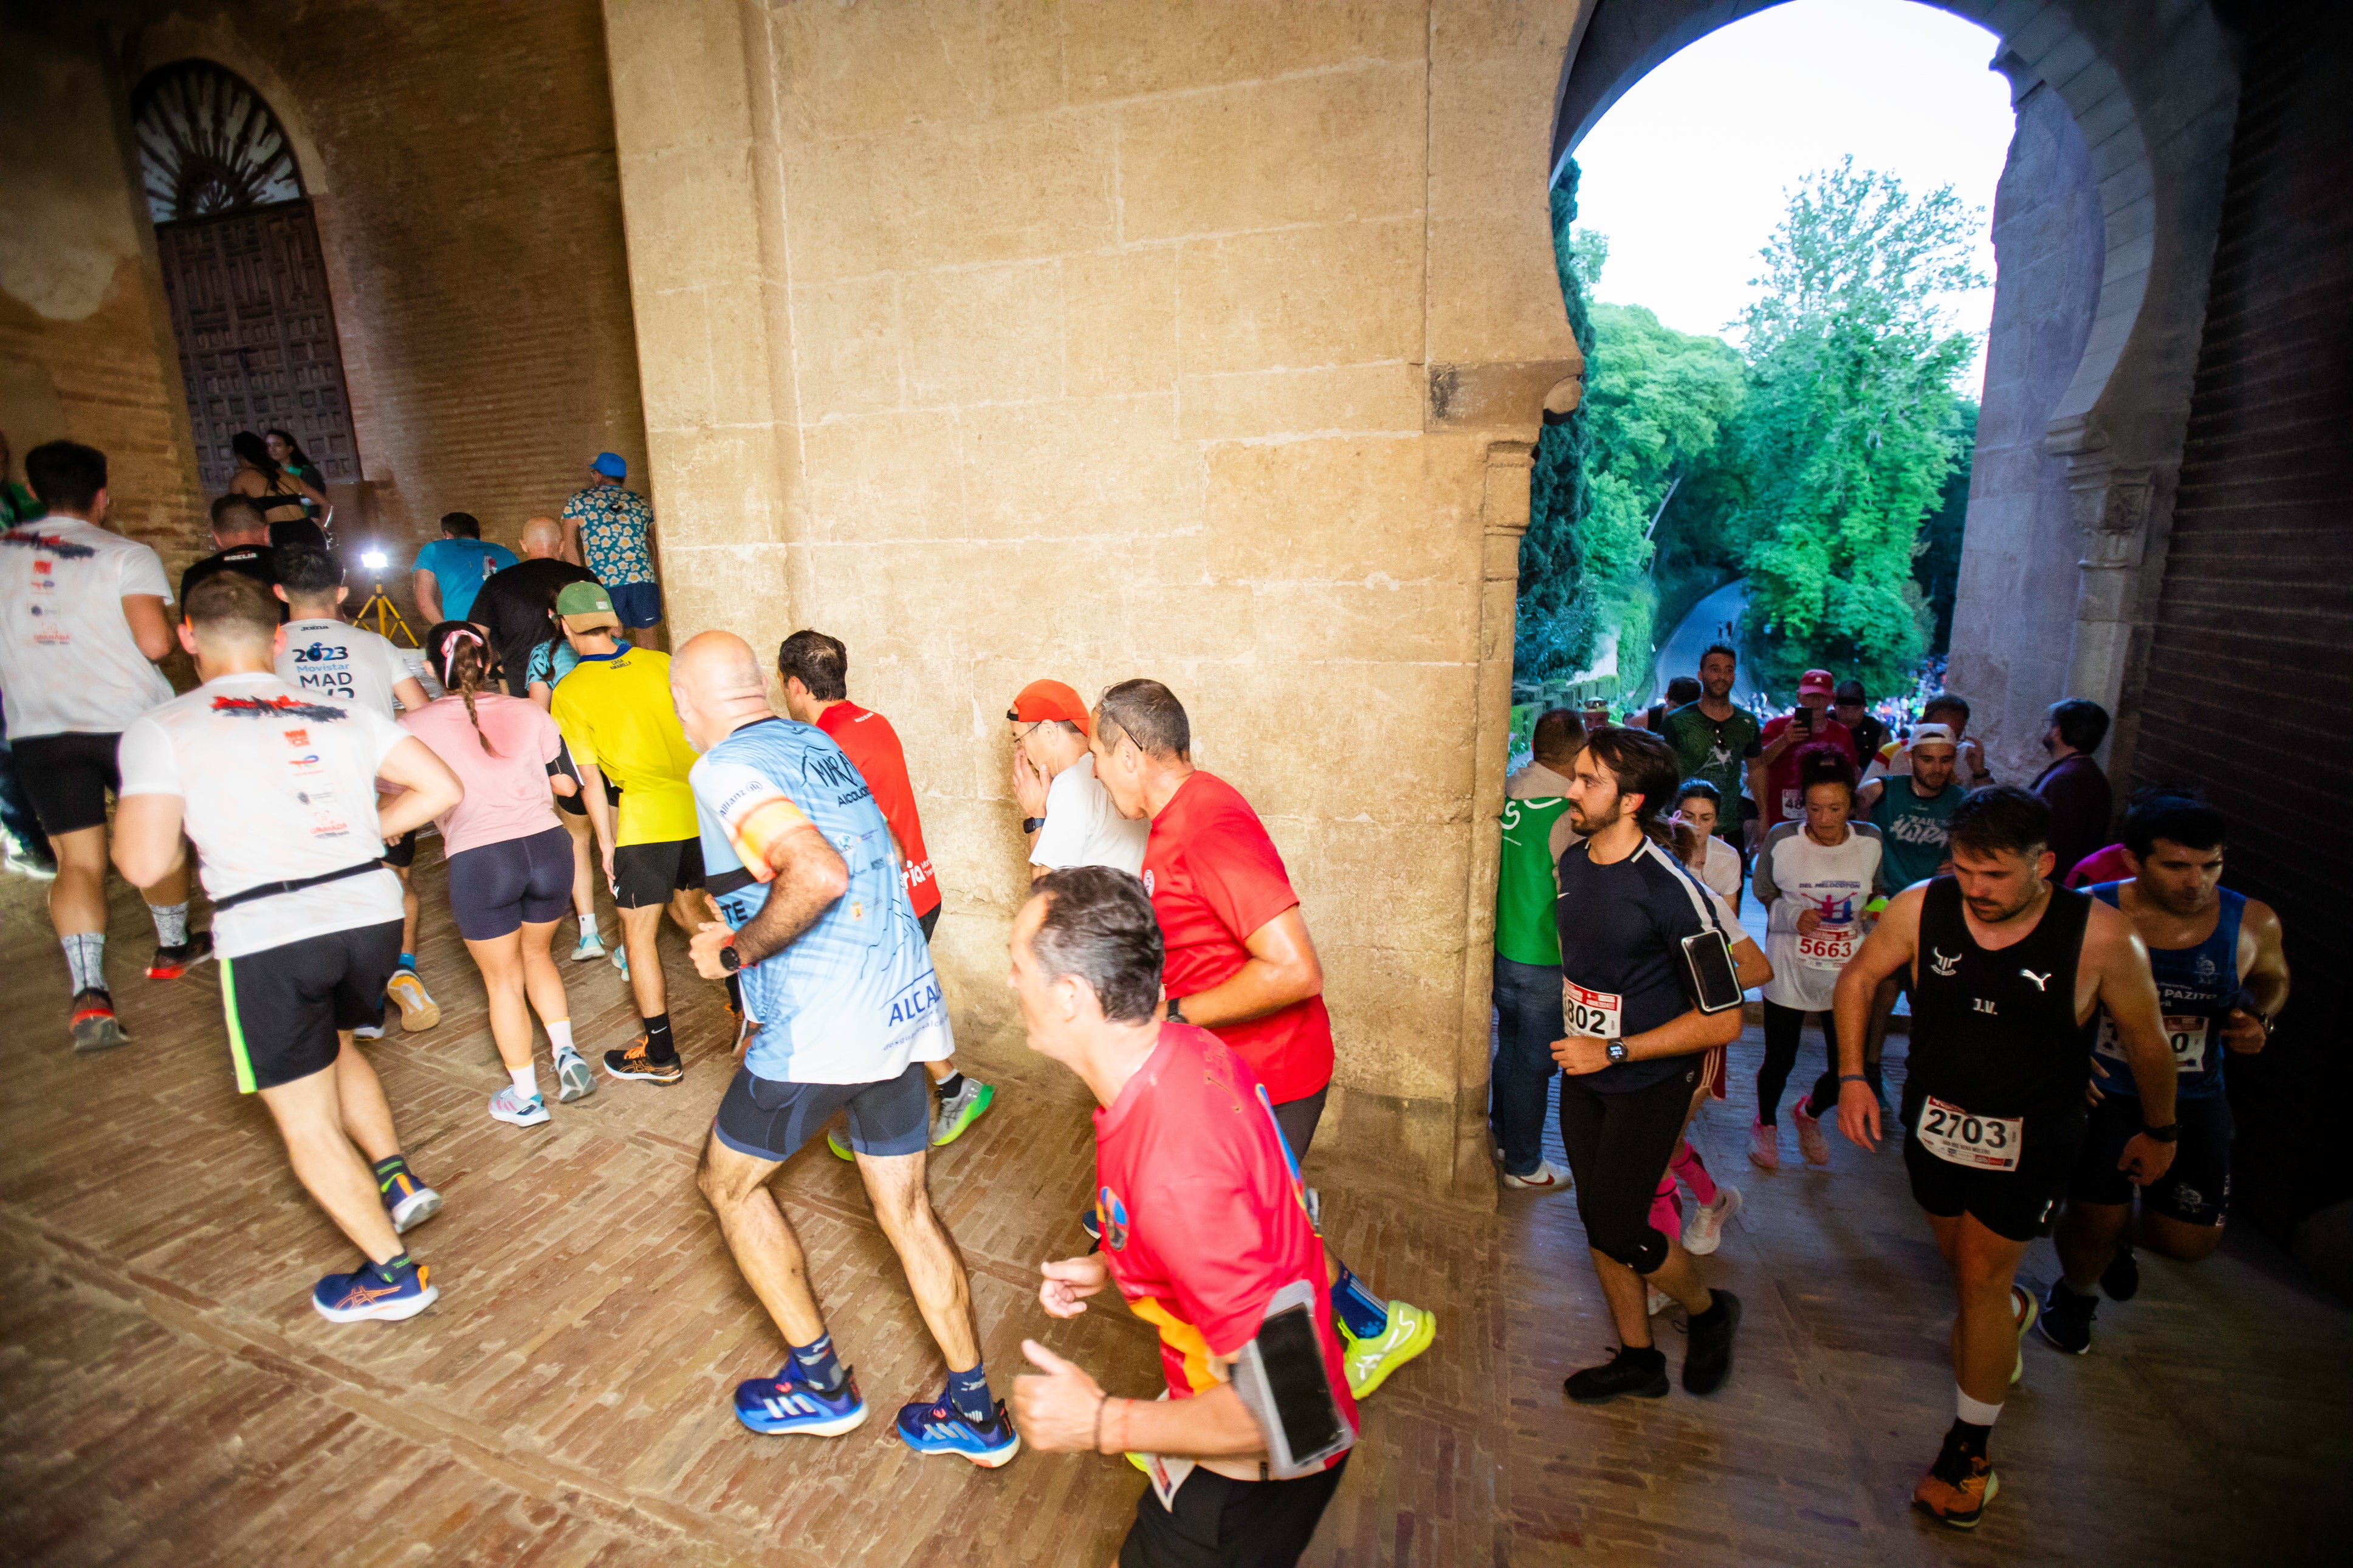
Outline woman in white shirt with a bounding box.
[1748,751,1881,1171]
[1669,779,1744,903]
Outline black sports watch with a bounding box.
[2141,1121,2180,1143]
[718,942,744,973]
[1605,1041,1629,1064]
[1022,817,1046,835]
[1165,996,1185,1023]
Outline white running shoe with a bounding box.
[610,943,630,981]
[1681,1183,1742,1256]
[570,928,606,963]
[490,1086,551,1127]
[555,1048,596,1103]
[1646,1287,1673,1317]
[1501,1157,1570,1192]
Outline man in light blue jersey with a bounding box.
[669,631,1018,1470]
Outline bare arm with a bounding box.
[2083,906,2177,1168]
[577,759,617,882]
[1173,906,1322,1029]
[1730,934,1772,992]
[2221,900,2291,1054]
[1553,999,1742,1075]
[1832,885,1924,1149]
[560,516,583,567]
[1012,1315,1268,1460]
[374,736,463,841]
[122,595,174,662]
[391,676,430,713]
[411,569,443,626]
[690,824,850,975]
[111,792,187,888]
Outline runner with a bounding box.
[179,495,279,605]
[524,595,617,965]
[1832,785,2179,1529]
[1832,679,1888,762]
[1660,643,1762,886]
[1753,668,1858,839]
[1853,722,1966,1092]
[1749,751,1881,1169]
[1666,779,1742,903]
[776,631,994,1151]
[1011,866,1355,1566]
[670,632,1016,1466]
[1548,727,1745,1403]
[548,582,703,1085]
[410,511,516,626]
[0,440,203,1050]
[1493,708,1582,1192]
[272,545,439,1036]
[1092,679,1436,1400]
[402,623,596,1123]
[112,570,461,1321]
[1008,678,1147,879]
[2042,795,2289,1350]
[468,515,596,697]
[1871,692,1991,791]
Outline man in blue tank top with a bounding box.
[2042,795,2290,1353]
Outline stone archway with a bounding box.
[1548,0,2241,783]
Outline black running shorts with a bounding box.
[382,828,419,869]
[15,731,119,836]
[1119,1454,1347,1568]
[219,919,403,1094]
[613,835,703,908]
[712,1061,930,1163]
[1900,1092,2078,1244]
[447,826,574,940]
[2067,1089,2232,1226]
[1271,1086,1330,1165]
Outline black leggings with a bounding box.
[1757,999,1847,1126]
[1557,1063,1702,1275]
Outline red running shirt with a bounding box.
[1142,771,1333,1103]
[1093,1022,1359,1454]
[1759,714,1858,830]
[816,701,939,917]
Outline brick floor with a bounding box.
[2,855,2346,1566]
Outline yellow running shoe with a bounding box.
[385,967,440,1032]
[2010,1282,2038,1385]
[827,1129,855,1161]
[1913,1454,1999,1529]
[1342,1299,1436,1399]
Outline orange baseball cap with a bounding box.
[1009,679,1091,736]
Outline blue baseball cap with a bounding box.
[591,451,627,478]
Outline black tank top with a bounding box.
[1905,877,2094,1138]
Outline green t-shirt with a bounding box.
[1869,775,1965,892]
[1,480,38,527]
[1497,789,1573,966]
[1660,700,1761,815]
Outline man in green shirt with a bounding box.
[1660,642,1760,885]
[1493,708,1582,1191]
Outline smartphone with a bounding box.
[1231,1279,1353,1478]
[1680,928,1745,1013]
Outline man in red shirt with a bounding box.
[777,631,994,1148]
[1009,867,1354,1566]
[1751,667,1860,842]
[1088,678,1434,1401]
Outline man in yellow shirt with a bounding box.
[549,583,702,1084]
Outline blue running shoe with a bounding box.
[379,1168,442,1234]
[733,1363,869,1437]
[893,1391,1022,1468]
[312,1258,438,1323]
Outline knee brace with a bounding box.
[1596,1218,1670,1275]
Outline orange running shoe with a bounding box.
[1912,1454,1999,1529]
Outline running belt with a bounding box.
[210,858,388,912]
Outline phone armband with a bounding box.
[1229,1279,1355,1479]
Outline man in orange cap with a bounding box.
[1008,679,1147,882]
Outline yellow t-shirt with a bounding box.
[549,646,699,846]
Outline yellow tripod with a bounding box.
[352,577,419,647]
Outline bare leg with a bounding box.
[858,1148,981,1372]
[1929,1212,2033,1406]
[620,903,667,1016]
[560,810,596,922]
[260,1053,403,1264]
[696,1133,828,1347]
[2141,1211,2226,1264]
[464,930,534,1070]
[394,864,419,957]
[926,1059,955,1085]
[48,825,106,940]
[665,885,702,939]
[2055,1199,2131,1294]
[1594,1240,1714,1349]
[518,917,569,1027]
[332,1033,402,1165]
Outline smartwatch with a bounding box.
[2141,1121,2180,1144]
[1605,1041,1628,1064]
[1022,817,1046,835]
[718,942,744,973]
[1165,996,1185,1024]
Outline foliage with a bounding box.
[1515,173,1598,683]
[1729,157,1985,699]
[1913,399,1976,655]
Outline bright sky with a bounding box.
[1570,0,2013,388]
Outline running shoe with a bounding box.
[380,1169,442,1234]
[312,1257,438,1324]
[489,1086,550,1127]
[893,1391,1021,1468]
[2101,1244,2140,1303]
[1912,1454,1999,1530]
[1792,1103,1830,1167]
[827,1129,855,1161]
[1747,1117,1779,1170]
[145,929,215,980]
[1341,1299,1436,1400]
[2037,1280,2096,1355]
[611,943,630,981]
[1501,1157,1569,1192]
[605,1034,683,1085]
[2010,1283,2038,1385]
[352,1019,387,1041]
[1681,1289,1741,1395]
[4,835,58,880]
[69,990,131,1054]
[1080,1204,1101,1247]
[733,1362,870,1437]
[1563,1346,1670,1404]
[555,1048,596,1103]
[1646,1287,1673,1317]
[569,929,605,963]
[1681,1183,1742,1256]
[385,967,441,1032]
[932,1078,995,1146]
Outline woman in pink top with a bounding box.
[404,623,591,1126]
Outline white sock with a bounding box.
[546,1019,575,1056]
[1956,1386,2004,1427]
[578,912,599,941]
[509,1064,540,1100]
[149,902,189,948]
[63,932,106,995]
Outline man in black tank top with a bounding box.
[1829,786,2178,1532]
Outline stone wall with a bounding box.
[605,0,1582,1194]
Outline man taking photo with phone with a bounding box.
[1752,668,1858,844]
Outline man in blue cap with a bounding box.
[561,451,662,637]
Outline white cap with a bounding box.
[1909,722,1959,751]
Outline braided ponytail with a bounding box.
[428,623,501,756]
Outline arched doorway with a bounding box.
[132,61,359,497]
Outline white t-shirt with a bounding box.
[1681,835,1742,904]
[1030,752,1148,875]
[276,617,413,719]
[1756,820,1883,1013]
[117,671,408,959]
[0,515,174,736]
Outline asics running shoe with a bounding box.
[69,990,132,1053]
[932,1079,995,1146]
[734,1362,869,1437]
[385,967,441,1032]
[1681,1183,1742,1256]
[380,1168,442,1234]
[893,1391,1021,1468]
[569,927,606,963]
[555,1048,597,1103]
[605,1034,683,1084]
[489,1086,549,1127]
[1502,1157,1568,1192]
[1913,1453,1999,1530]
[1342,1299,1436,1399]
[146,930,215,980]
[313,1257,437,1324]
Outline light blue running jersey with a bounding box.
[691,717,953,1084]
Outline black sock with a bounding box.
[724,972,742,1013]
[1620,1344,1666,1370]
[371,1154,410,1182]
[644,1013,676,1063]
[1942,1417,1991,1467]
[936,1071,964,1100]
[368,1252,414,1284]
[1688,1293,1729,1327]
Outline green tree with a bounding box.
[1913,399,1977,654]
[1730,157,1984,698]
[1516,172,1597,683]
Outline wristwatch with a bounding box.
[1165,996,1185,1023]
[718,942,743,973]
[1605,1041,1629,1064]
[2141,1121,2180,1143]
[1022,817,1045,835]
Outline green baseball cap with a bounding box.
[555,581,620,629]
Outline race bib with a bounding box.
[1780,787,1801,819]
[1564,981,1623,1040]
[1796,925,1855,971]
[1137,1392,1192,1508]
[1915,1095,2022,1171]
[2094,1012,2210,1075]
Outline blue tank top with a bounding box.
[2089,882,2243,1100]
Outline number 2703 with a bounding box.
[1922,1106,2006,1148]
